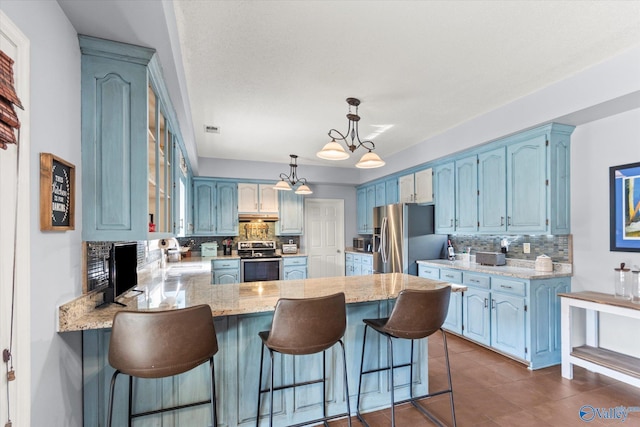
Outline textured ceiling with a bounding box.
[173,0,640,167]
[59,1,640,169]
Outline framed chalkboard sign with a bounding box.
[40,153,75,231]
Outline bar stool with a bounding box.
[107,304,219,427]
[356,287,456,427]
[256,292,352,427]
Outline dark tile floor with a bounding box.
[330,333,640,426]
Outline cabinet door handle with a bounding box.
[500,216,504,226]
[507,216,512,226]
[500,285,513,289]
[450,219,453,227]
[484,298,489,308]
[470,279,480,283]
[455,218,459,227]
[492,300,496,309]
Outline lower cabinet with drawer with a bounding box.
[345,252,373,276]
[282,256,307,280]
[418,263,570,369]
[211,259,240,284]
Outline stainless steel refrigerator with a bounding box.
[373,204,448,275]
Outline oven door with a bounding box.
[241,258,283,282]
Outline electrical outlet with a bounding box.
[523,243,531,254]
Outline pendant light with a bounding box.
[273,154,313,195]
[317,97,385,168]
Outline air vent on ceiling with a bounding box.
[204,125,220,134]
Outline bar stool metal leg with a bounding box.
[256,343,265,427]
[387,335,396,427]
[211,357,218,427]
[356,325,369,425]
[442,331,456,427]
[338,340,353,427]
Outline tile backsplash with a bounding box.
[449,234,571,262]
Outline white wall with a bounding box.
[571,108,640,355]
[1,2,83,426]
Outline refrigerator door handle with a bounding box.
[381,216,388,264]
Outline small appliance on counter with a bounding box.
[475,251,506,266]
[201,242,218,257]
[353,237,372,252]
[282,243,298,254]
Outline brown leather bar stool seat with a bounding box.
[107,304,219,427]
[256,292,352,427]
[356,287,456,427]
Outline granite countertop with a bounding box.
[58,264,465,332]
[344,248,374,255]
[200,253,307,260]
[416,258,572,280]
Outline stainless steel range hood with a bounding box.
[238,213,279,222]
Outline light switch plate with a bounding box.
[523,243,531,254]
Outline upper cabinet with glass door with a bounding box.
[79,35,188,241]
[147,85,173,235]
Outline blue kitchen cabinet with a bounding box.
[356,185,375,234]
[455,155,478,233]
[345,253,354,276]
[490,277,527,360]
[434,162,455,234]
[345,252,372,276]
[506,136,547,233]
[366,186,376,233]
[283,256,307,280]
[439,269,463,335]
[360,254,373,275]
[478,147,507,232]
[385,177,398,205]
[192,178,216,235]
[417,264,439,280]
[192,178,238,236]
[463,287,491,346]
[528,277,570,368]
[216,181,238,236]
[352,254,362,276]
[211,259,240,284]
[276,189,304,235]
[504,124,573,234]
[80,35,183,241]
[375,182,386,207]
[417,265,462,334]
[356,187,368,234]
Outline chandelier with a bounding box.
[316,97,385,168]
[273,154,313,194]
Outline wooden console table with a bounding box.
[560,291,640,387]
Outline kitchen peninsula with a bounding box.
[59,261,465,426]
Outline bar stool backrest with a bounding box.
[108,304,218,378]
[382,287,451,339]
[265,292,346,355]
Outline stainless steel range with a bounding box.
[238,241,283,282]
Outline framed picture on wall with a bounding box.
[40,153,75,231]
[610,161,640,252]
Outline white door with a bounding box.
[0,10,31,425]
[304,199,344,278]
